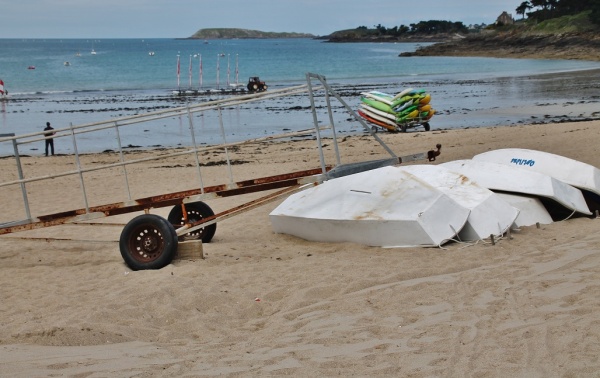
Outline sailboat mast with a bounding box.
[198,54,203,89]
[216,54,220,90]
[188,55,192,88]
[176,55,181,90]
[235,54,239,85]
[227,54,230,87]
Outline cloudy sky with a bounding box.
[1,0,521,38]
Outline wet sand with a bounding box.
[2,68,600,156]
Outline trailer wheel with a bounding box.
[168,201,217,243]
[423,122,431,131]
[119,214,178,270]
[400,123,407,133]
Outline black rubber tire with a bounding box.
[252,83,258,90]
[168,201,217,243]
[119,214,178,270]
[262,84,268,90]
[247,84,253,91]
[423,122,431,131]
[400,123,407,133]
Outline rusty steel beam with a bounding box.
[0,167,327,235]
[175,184,313,236]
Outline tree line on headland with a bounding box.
[516,0,600,23]
[391,0,600,61]
[325,0,600,42]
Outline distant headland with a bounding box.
[187,28,315,39]
[398,11,600,61]
[184,6,600,62]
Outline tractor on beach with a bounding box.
[247,76,267,92]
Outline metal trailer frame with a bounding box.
[398,119,431,133]
[0,73,441,270]
[365,117,431,134]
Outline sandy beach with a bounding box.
[1,117,600,376]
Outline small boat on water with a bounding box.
[441,159,592,219]
[270,165,471,247]
[64,61,71,66]
[28,65,35,70]
[473,148,600,211]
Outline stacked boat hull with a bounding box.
[358,89,435,132]
[270,149,597,248]
[441,159,591,219]
[398,165,519,241]
[270,166,469,247]
[472,148,600,212]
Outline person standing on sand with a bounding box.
[44,121,55,156]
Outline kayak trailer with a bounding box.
[0,73,442,270]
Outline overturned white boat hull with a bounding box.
[440,159,591,217]
[473,148,600,211]
[398,165,519,241]
[270,166,470,247]
[495,193,553,227]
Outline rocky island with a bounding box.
[188,28,314,39]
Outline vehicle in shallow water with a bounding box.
[247,76,267,92]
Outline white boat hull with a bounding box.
[398,165,519,241]
[496,193,553,227]
[440,159,591,217]
[472,148,600,211]
[270,166,470,247]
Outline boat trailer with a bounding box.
[0,73,441,270]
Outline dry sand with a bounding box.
[1,120,600,377]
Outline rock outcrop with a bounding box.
[399,31,600,61]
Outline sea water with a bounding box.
[1,38,600,155]
[3,38,600,94]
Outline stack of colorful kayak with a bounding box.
[357,88,435,132]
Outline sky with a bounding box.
[0,0,522,39]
